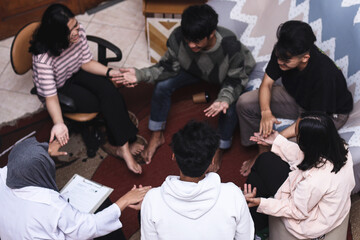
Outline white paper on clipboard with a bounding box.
[60,174,113,214]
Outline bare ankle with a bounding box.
[151,131,164,140]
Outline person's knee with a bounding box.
[236,90,259,115]
[153,79,174,97]
[255,152,277,167]
[100,78,119,95]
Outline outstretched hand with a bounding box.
[114,67,138,88]
[243,183,260,207]
[48,139,67,156]
[249,131,279,146]
[259,110,281,137]
[116,185,152,211]
[204,101,229,117]
[50,123,69,146]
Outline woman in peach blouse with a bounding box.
[245,111,355,239]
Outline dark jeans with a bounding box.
[149,70,238,149]
[58,70,137,146]
[246,152,291,231]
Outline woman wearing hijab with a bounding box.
[0,137,151,240]
[244,112,355,239]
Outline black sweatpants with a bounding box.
[58,70,137,146]
[246,152,291,231]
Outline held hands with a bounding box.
[260,110,281,137]
[116,185,152,211]
[243,184,260,208]
[250,131,279,146]
[107,68,138,88]
[113,68,138,88]
[50,123,69,146]
[48,139,67,157]
[107,68,122,82]
[204,101,229,117]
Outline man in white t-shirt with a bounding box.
[140,121,254,240]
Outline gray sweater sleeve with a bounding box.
[216,43,256,104]
[135,47,180,84]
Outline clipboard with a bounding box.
[60,174,113,214]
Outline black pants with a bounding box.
[58,70,137,146]
[246,152,291,231]
[94,198,127,240]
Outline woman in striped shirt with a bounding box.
[29,4,143,174]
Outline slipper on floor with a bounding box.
[100,142,119,158]
[128,111,139,128]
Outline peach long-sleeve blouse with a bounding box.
[257,135,355,239]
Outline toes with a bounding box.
[136,164,142,174]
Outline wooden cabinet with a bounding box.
[143,0,207,17]
[0,0,106,40]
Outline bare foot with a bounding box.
[142,131,165,164]
[102,142,142,174]
[240,158,256,176]
[129,142,144,155]
[117,143,142,174]
[208,148,223,172]
[240,145,270,176]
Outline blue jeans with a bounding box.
[149,70,238,149]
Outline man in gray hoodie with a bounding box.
[140,121,254,240]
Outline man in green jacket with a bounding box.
[118,4,255,170]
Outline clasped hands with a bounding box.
[112,67,229,118]
[109,67,138,88]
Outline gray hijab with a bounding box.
[6,137,58,192]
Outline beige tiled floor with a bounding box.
[0,0,151,126]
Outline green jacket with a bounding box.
[135,26,256,104]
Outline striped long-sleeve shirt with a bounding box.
[135,26,256,105]
[32,26,93,101]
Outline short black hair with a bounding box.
[171,121,220,177]
[274,20,316,60]
[297,112,348,173]
[29,4,75,56]
[181,4,218,42]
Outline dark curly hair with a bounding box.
[181,4,218,43]
[274,20,316,61]
[29,4,75,56]
[171,121,219,178]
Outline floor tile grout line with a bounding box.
[0,61,10,78]
[122,29,144,66]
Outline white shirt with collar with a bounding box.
[0,167,122,240]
